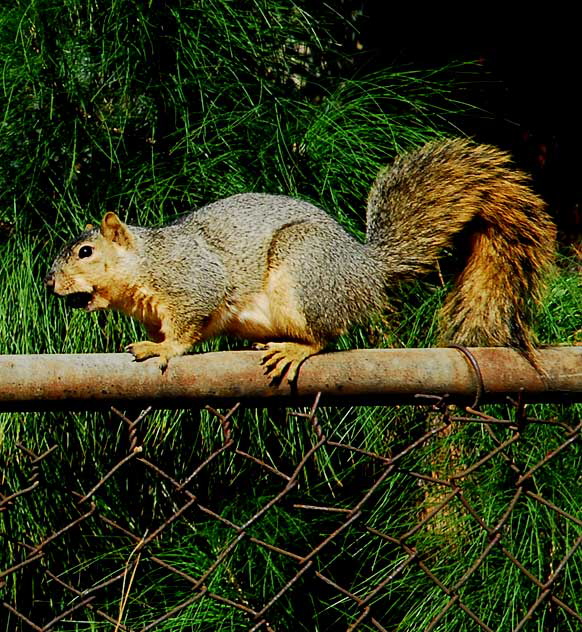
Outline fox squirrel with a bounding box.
[45,139,556,381]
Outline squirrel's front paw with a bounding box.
[126,341,171,372]
[126,339,192,372]
[126,341,161,361]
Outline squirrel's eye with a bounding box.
[78,245,93,259]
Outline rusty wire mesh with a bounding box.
[1,393,581,632]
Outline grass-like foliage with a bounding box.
[0,1,580,630]
[0,0,459,225]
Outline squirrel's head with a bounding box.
[44,212,138,311]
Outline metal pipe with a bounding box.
[0,348,580,411]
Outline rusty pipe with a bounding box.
[0,348,580,411]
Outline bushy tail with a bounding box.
[366,138,556,354]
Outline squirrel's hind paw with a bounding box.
[256,341,322,384]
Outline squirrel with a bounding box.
[45,138,556,382]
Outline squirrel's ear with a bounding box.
[85,223,94,231]
[100,212,134,248]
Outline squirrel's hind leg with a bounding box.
[255,340,323,384]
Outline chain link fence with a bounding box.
[1,392,581,631]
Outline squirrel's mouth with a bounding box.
[65,292,95,310]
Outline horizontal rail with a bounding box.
[0,347,580,411]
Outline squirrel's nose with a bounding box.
[44,271,55,288]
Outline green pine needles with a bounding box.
[0,2,580,631]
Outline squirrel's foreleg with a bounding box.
[123,290,207,371]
